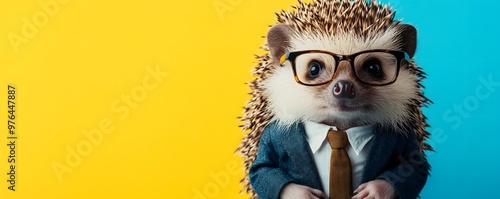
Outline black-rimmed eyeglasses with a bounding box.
[279,49,410,86]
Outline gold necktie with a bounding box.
[327,128,352,199]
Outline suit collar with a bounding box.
[279,122,323,190]
[276,122,399,189]
[359,125,398,184]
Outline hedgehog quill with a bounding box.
[237,0,432,199]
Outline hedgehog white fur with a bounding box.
[265,28,419,130]
[237,1,432,198]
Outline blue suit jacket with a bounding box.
[249,122,429,199]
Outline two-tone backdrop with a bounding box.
[0,0,498,198]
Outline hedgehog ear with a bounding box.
[397,24,417,58]
[267,24,294,64]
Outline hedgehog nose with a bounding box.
[333,80,356,99]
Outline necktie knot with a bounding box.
[327,128,352,198]
[327,128,348,149]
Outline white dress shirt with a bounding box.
[304,121,374,197]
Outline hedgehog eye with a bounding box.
[362,59,382,76]
[307,60,323,79]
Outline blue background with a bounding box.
[377,0,500,198]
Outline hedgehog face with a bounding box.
[264,25,419,130]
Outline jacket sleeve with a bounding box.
[376,131,430,199]
[249,125,294,199]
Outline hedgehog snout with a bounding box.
[333,80,356,99]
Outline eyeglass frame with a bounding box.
[279,49,411,86]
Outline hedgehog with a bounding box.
[237,0,432,199]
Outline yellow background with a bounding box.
[0,0,298,198]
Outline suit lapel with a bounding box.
[281,122,323,190]
[359,125,397,185]
[279,123,400,190]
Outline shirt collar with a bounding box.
[304,121,374,155]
